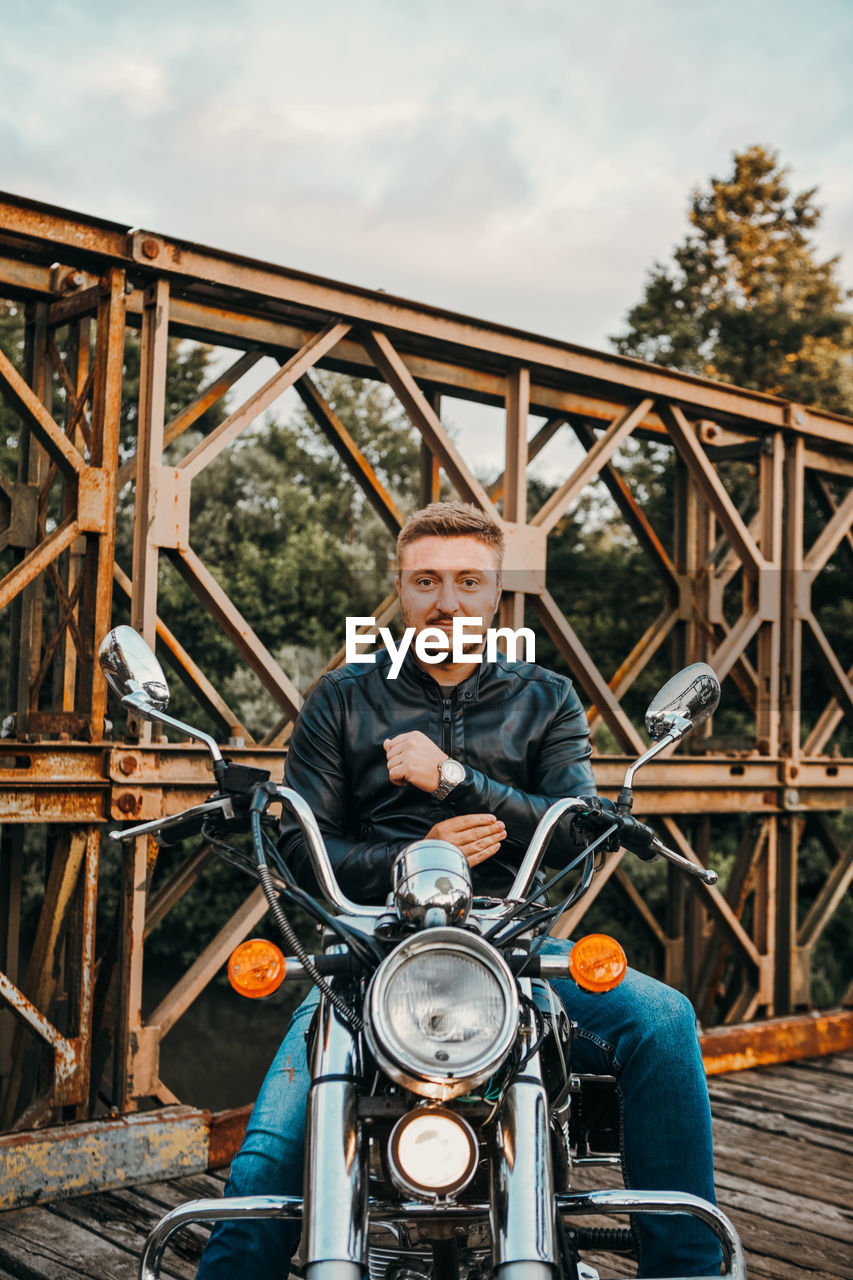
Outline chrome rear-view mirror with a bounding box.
[617,663,721,814]
[98,625,225,782]
[645,663,720,743]
[99,625,170,711]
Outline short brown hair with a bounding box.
[396,501,504,567]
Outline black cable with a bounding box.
[482,839,606,943]
[516,996,547,1071]
[251,809,362,1033]
[259,831,384,968]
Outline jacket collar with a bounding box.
[396,645,488,702]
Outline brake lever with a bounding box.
[647,836,718,886]
[107,795,235,842]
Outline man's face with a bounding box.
[396,535,502,650]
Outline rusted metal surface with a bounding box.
[208,1103,252,1171]
[0,1105,208,1209]
[700,1010,853,1076]
[0,191,850,1143]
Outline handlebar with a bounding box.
[109,784,715,926]
[272,786,385,920]
[504,797,590,902]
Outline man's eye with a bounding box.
[415,577,436,588]
[461,577,481,588]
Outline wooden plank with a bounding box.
[711,1124,853,1210]
[719,1205,853,1280]
[0,1206,173,1280]
[738,1258,847,1280]
[707,1091,853,1154]
[786,1054,853,1079]
[708,1073,853,1130]
[713,1169,853,1244]
[746,1062,853,1102]
[47,1188,205,1277]
[131,1172,231,1211]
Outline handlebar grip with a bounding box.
[615,815,659,861]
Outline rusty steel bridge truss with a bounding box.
[0,193,851,1158]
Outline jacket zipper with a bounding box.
[442,697,453,755]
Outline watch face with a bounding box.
[442,759,466,786]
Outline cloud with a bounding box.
[0,0,851,353]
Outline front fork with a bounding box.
[490,979,555,1280]
[302,995,367,1280]
[304,982,559,1280]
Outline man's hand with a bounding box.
[426,814,506,867]
[384,731,447,792]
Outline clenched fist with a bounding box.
[383,731,447,792]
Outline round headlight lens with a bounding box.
[366,928,518,1097]
[383,951,505,1069]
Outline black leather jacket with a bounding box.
[279,647,597,904]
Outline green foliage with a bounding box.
[612,145,853,415]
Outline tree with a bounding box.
[612,145,853,414]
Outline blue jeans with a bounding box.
[197,940,721,1279]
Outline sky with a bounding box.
[2,0,852,470]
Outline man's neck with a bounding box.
[413,655,480,687]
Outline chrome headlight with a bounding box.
[365,927,519,1101]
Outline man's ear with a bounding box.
[488,576,502,624]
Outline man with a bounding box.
[198,501,721,1280]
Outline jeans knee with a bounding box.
[642,985,700,1062]
[613,977,700,1069]
[226,1137,304,1198]
[659,984,696,1027]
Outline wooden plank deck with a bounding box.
[0,1052,851,1279]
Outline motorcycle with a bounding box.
[99,627,746,1280]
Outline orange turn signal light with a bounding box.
[568,933,628,993]
[228,938,286,999]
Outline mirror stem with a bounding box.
[121,692,226,783]
[617,729,684,814]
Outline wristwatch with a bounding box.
[433,757,466,801]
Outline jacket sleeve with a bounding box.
[450,678,596,868]
[277,677,410,903]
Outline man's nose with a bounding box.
[435,580,460,613]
